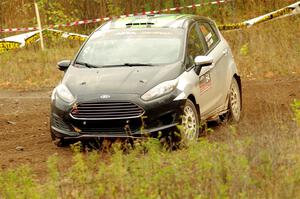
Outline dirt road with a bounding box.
[0,78,299,177]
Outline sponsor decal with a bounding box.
[199,72,212,94]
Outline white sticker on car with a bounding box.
[205,32,212,42]
[205,32,214,47]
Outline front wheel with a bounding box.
[181,99,200,141]
[228,78,241,122]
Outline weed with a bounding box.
[291,99,300,126]
[240,43,249,56]
[1,125,300,199]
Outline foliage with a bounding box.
[240,43,249,56]
[35,0,77,25]
[0,0,295,30]
[1,131,300,198]
[291,100,300,126]
[106,0,123,17]
[0,166,40,199]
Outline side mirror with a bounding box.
[57,60,71,71]
[195,56,213,67]
[194,56,213,75]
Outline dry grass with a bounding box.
[1,16,299,90]
[1,0,299,90]
[223,16,300,79]
[0,42,80,90]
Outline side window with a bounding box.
[199,23,219,49]
[186,24,205,68]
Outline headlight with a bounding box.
[51,88,57,101]
[55,84,75,103]
[141,79,178,101]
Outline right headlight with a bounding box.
[141,79,178,101]
[55,84,75,103]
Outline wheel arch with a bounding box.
[187,94,201,118]
[233,74,242,110]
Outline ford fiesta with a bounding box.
[50,14,242,146]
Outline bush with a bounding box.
[1,133,300,198]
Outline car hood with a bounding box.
[62,62,183,98]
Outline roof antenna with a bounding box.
[146,14,155,27]
[146,13,155,17]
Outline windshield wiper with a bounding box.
[124,63,154,66]
[101,63,154,68]
[75,61,99,68]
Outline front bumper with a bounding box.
[50,91,186,139]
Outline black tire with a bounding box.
[159,126,183,150]
[227,78,242,123]
[181,99,200,141]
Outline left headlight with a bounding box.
[141,79,178,101]
[55,84,75,103]
[51,88,57,102]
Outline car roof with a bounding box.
[99,14,209,30]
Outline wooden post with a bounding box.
[34,1,45,50]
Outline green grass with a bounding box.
[1,126,300,198]
[1,99,299,198]
[292,99,300,126]
[1,100,300,198]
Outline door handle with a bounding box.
[223,49,229,56]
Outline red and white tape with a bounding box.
[0,27,39,33]
[0,0,231,33]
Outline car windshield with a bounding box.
[75,29,184,67]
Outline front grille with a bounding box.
[80,126,139,134]
[70,101,145,120]
[70,118,142,135]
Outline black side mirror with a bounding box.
[194,65,202,75]
[194,56,213,75]
[57,60,71,71]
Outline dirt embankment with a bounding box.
[0,78,299,177]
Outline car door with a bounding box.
[185,22,217,117]
[197,21,230,117]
